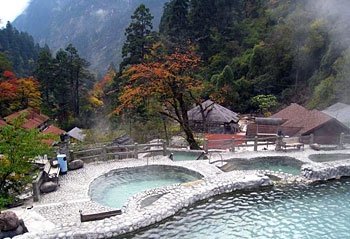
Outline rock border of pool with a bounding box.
[11,148,350,239]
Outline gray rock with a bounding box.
[40,181,58,193]
[310,143,320,151]
[0,211,19,231]
[68,160,84,170]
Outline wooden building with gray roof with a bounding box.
[187,100,240,134]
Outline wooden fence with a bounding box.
[70,142,167,162]
[204,133,350,152]
[70,133,350,162]
[204,136,278,152]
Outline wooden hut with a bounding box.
[187,100,239,134]
[271,103,349,144]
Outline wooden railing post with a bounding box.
[203,139,208,153]
[254,136,258,151]
[231,139,235,152]
[134,143,139,159]
[162,141,167,156]
[339,132,345,149]
[101,145,107,160]
[69,150,74,162]
[275,136,283,151]
[309,133,314,145]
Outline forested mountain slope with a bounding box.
[158,0,350,111]
[13,0,168,74]
[0,23,41,76]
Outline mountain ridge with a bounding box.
[13,0,168,74]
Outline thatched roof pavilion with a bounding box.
[187,100,239,134]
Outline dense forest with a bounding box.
[1,0,350,144]
[0,22,41,76]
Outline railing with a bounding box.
[205,132,349,152]
[208,151,224,166]
[70,142,167,162]
[204,136,278,152]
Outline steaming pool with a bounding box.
[89,165,203,208]
[309,153,350,163]
[170,150,205,161]
[124,179,350,239]
[221,156,303,176]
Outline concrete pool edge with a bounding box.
[12,148,350,239]
[13,164,272,239]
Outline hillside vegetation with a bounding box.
[1,0,350,143]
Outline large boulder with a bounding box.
[68,160,84,170]
[40,181,58,193]
[0,219,28,238]
[0,211,19,231]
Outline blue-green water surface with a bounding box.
[171,151,204,161]
[89,166,201,208]
[124,179,350,239]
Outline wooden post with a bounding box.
[162,141,167,156]
[231,139,235,152]
[204,139,208,153]
[254,136,258,151]
[69,150,74,162]
[309,134,314,145]
[134,143,139,159]
[32,171,44,202]
[102,145,107,160]
[275,136,283,151]
[339,132,345,149]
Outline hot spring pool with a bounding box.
[124,179,350,239]
[221,157,302,176]
[309,153,350,163]
[170,151,205,161]
[89,165,202,208]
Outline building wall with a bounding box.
[307,121,349,144]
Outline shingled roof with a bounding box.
[271,103,339,135]
[187,100,239,124]
[0,118,7,127]
[4,108,49,129]
[42,125,66,136]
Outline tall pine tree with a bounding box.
[120,4,154,70]
[159,0,190,47]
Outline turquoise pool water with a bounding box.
[124,179,350,239]
[170,151,205,161]
[89,166,202,208]
[309,153,350,163]
[222,157,302,176]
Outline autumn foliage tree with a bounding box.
[116,50,203,149]
[89,66,116,111]
[0,71,41,117]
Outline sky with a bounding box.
[0,0,31,27]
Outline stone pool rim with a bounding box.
[12,148,350,239]
[88,164,205,209]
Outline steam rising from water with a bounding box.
[311,0,350,49]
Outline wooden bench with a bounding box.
[281,137,304,151]
[79,209,122,222]
[43,160,60,183]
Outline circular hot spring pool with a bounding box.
[309,153,350,163]
[89,165,203,208]
[221,156,303,176]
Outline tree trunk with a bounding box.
[177,94,200,150]
[182,121,201,150]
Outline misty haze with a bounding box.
[1,1,350,239]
